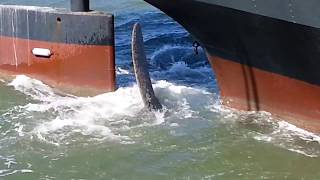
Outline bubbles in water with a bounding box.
[5,75,319,158]
[4,75,216,146]
[215,106,320,158]
[0,155,32,177]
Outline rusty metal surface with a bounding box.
[0,5,116,95]
[0,5,114,45]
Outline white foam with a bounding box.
[253,134,273,142]
[216,106,320,158]
[153,110,166,125]
[30,85,145,144]
[7,75,215,145]
[277,121,320,142]
[14,123,24,137]
[8,75,57,101]
[20,169,33,173]
[154,80,210,95]
[116,67,131,75]
[288,149,318,158]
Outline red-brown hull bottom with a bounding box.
[0,36,115,96]
[209,55,320,133]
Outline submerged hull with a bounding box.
[145,0,320,132]
[0,5,115,96]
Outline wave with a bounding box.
[216,106,320,158]
[4,75,215,146]
[3,75,320,158]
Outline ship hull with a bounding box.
[210,56,320,132]
[0,5,115,96]
[145,0,320,132]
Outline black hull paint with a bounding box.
[144,0,320,86]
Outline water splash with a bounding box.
[7,74,319,158]
[0,155,32,177]
[5,75,215,146]
[215,106,320,158]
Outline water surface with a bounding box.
[0,0,319,179]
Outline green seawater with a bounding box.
[0,76,319,180]
[0,0,319,179]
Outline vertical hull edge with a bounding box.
[144,0,320,133]
[0,36,116,96]
[0,5,116,96]
[209,55,320,133]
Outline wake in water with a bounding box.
[3,75,215,146]
[1,74,319,158]
[0,67,319,179]
[1,35,319,158]
[215,106,320,158]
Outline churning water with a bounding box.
[0,0,319,179]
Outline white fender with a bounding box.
[32,48,52,57]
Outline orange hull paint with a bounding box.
[209,55,320,133]
[0,36,115,96]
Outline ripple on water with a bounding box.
[214,106,320,158]
[3,75,216,147]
